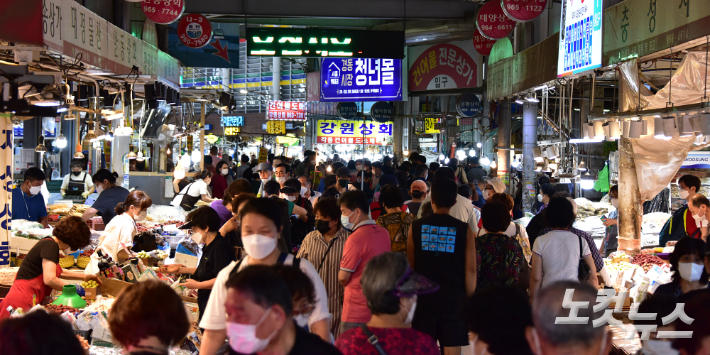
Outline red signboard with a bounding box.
[142,0,184,25]
[408,43,478,92]
[473,28,496,56]
[501,0,547,22]
[267,101,307,121]
[0,0,42,45]
[476,1,516,40]
[177,14,213,48]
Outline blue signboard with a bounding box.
[371,101,393,123]
[456,93,481,117]
[221,116,244,127]
[168,22,240,71]
[320,58,403,102]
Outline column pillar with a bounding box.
[522,101,538,213]
[272,58,281,101]
[618,138,642,255]
[496,99,511,190]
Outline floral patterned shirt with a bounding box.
[475,233,526,290]
[376,211,415,254]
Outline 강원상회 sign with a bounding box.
[316,120,393,145]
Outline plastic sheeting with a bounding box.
[630,136,696,201]
[619,52,710,111]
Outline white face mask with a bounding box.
[133,210,147,222]
[356,165,362,171]
[678,262,704,282]
[679,189,690,200]
[191,232,203,244]
[261,178,271,184]
[275,176,286,184]
[403,299,417,324]
[242,234,277,259]
[29,185,42,196]
[300,186,308,197]
[641,339,678,355]
[340,210,356,231]
[537,194,543,202]
[284,195,296,202]
[96,185,104,194]
[611,198,618,209]
[693,210,708,228]
[227,308,277,354]
[221,169,229,175]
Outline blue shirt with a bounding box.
[12,188,47,222]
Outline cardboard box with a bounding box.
[121,264,141,283]
[174,252,199,269]
[99,276,197,303]
[84,287,99,300]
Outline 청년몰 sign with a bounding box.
[320,58,402,102]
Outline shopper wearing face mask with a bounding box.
[296,197,348,338]
[60,159,94,200]
[660,175,702,247]
[171,170,215,211]
[336,252,440,355]
[283,178,314,247]
[525,281,612,355]
[223,265,340,355]
[85,191,153,275]
[688,194,710,242]
[632,294,680,355]
[338,190,391,334]
[274,163,291,189]
[160,207,236,322]
[0,216,101,320]
[601,185,620,256]
[336,166,358,195]
[82,169,130,225]
[211,161,232,199]
[254,162,274,197]
[653,237,709,298]
[12,167,49,228]
[298,175,321,206]
[199,198,332,355]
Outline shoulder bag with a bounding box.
[515,224,532,291]
[359,325,388,355]
[577,234,591,283]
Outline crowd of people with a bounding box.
[3,149,710,355]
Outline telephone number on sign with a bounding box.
[142,6,180,16]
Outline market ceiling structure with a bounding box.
[185,0,483,45]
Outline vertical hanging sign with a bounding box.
[0,114,12,267]
[142,0,185,25]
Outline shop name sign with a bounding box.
[267,101,306,121]
[603,0,710,66]
[316,120,393,145]
[221,115,244,127]
[246,28,405,59]
[320,58,402,102]
[408,41,480,92]
[681,153,710,169]
[557,0,603,77]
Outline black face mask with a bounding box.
[338,179,348,188]
[411,191,424,199]
[315,219,332,235]
[72,171,81,176]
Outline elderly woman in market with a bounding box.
[0,217,102,320]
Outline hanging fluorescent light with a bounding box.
[580,172,594,190]
[526,92,539,103]
[191,149,202,163]
[439,154,445,161]
[515,97,525,105]
[444,158,450,164]
[468,150,476,157]
[654,116,665,138]
[577,160,587,171]
[56,134,67,149]
[403,149,409,156]
[33,99,61,107]
[476,143,482,148]
[679,115,695,137]
[490,160,497,169]
[136,151,145,162]
[628,120,644,139]
[480,157,491,166]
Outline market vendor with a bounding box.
[85,191,153,275]
[60,159,94,199]
[0,217,102,320]
[171,170,215,211]
[159,207,235,322]
[12,167,48,228]
[600,185,619,256]
[659,175,701,246]
[81,169,130,225]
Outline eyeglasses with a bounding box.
[293,303,315,317]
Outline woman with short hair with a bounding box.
[81,169,130,225]
[171,170,215,210]
[376,184,414,255]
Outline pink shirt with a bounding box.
[340,221,391,323]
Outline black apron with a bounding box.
[66,173,87,195]
[173,182,201,211]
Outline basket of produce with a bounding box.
[631,254,666,272]
[76,249,94,269]
[59,256,75,268]
[80,280,100,300]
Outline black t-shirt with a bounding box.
[526,210,547,248]
[270,197,293,252]
[411,213,469,313]
[195,234,236,311]
[91,186,130,225]
[320,187,341,200]
[230,322,342,355]
[17,238,59,280]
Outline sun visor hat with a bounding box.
[178,221,194,230]
[392,267,439,298]
[280,186,298,194]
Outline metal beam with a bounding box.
[186,0,477,20]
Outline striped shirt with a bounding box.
[297,227,349,338]
[540,227,604,272]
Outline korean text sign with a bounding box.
[267,101,306,121]
[408,42,479,92]
[320,58,402,102]
[316,120,393,145]
[557,0,603,77]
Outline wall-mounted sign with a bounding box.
[408,41,480,92]
[557,0,602,77]
[177,14,213,49]
[456,94,481,117]
[142,0,184,25]
[221,115,245,127]
[246,28,404,59]
[168,21,239,68]
[476,1,516,40]
[424,117,441,134]
[267,101,306,121]
[337,102,358,120]
[502,0,547,22]
[204,124,213,130]
[277,136,300,146]
[371,101,393,123]
[306,72,320,102]
[473,28,496,56]
[266,121,286,135]
[316,120,393,145]
[320,58,403,102]
[224,127,241,136]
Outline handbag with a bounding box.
[514,224,532,291]
[577,234,591,283]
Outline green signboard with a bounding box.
[246,28,404,59]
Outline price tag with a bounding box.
[142,0,185,25]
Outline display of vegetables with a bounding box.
[631,254,665,272]
[81,280,99,289]
[44,304,79,314]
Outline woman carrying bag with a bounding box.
[171,170,215,211]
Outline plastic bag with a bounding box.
[630,135,695,201]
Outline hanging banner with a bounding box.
[258,147,268,163]
[501,0,547,22]
[316,120,393,145]
[267,101,307,121]
[142,0,184,25]
[408,41,480,92]
[473,28,496,56]
[320,58,403,102]
[306,72,320,102]
[168,21,238,67]
[0,114,12,267]
[177,13,213,49]
[557,0,603,77]
[476,1,516,40]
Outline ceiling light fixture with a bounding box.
[34,135,47,153]
[73,144,84,159]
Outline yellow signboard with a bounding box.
[425,117,440,134]
[224,127,241,136]
[258,147,268,163]
[316,120,393,145]
[276,136,300,145]
[266,121,286,135]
